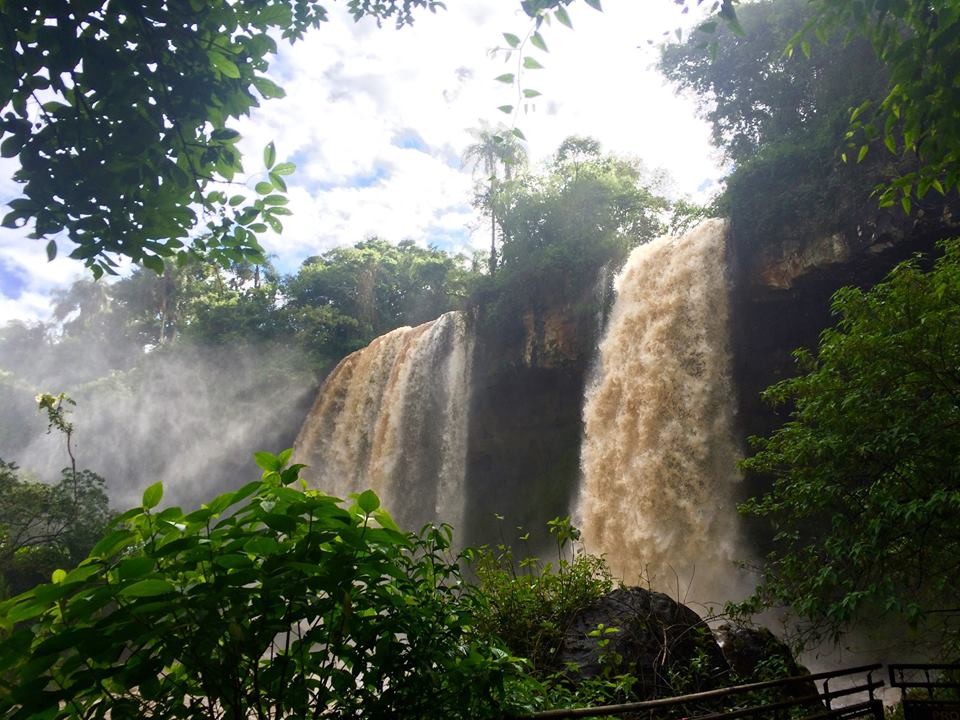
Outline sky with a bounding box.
[0,0,724,325]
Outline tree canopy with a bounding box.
[659,0,928,253]
[0,0,442,275]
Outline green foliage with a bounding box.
[284,237,477,364]
[662,0,960,210]
[660,0,904,252]
[470,516,614,677]
[474,137,669,343]
[736,239,960,655]
[791,0,960,206]
[0,460,111,598]
[0,0,442,275]
[0,452,523,719]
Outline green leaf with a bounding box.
[89,529,136,559]
[523,56,544,69]
[254,451,282,472]
[118,557,155,580]
[211,128,241,143]
[555,6,572,28]
[269,172,287,191]
[523,88,542,98]
[255,181,274,195]
[531,32,548,52]
[0,134,23,158]
[584,0,602,9]
[264,215,283,234]
[142,481,164,509]
[229,194,246,207]
[264,142,276,169]
[498,105,514,114]
[45,240,57,261]
[503,32,520,48]
[273,162,295,176]
[243,536,281,555]
[512,127,527,141]
[356,489,380,514]
[51,569,66,584]
[262,513,296,533]
[252,76,286,99]
[209,51,241,79]
[119,579,175,597]
[495,73,515,84]
[142,255,165,274]
[857,145,869,163]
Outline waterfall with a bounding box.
[293,311,474,532]
[578,219,746,608]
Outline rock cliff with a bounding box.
[462,202,958,551]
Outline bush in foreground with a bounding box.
[0,451,522,719]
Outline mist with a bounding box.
[0,337,315,510]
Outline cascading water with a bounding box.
[578,219,747,608]
[293,311,473,532]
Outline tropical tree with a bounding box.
[496,137,668,286]
[462,126,528,275]
[657,0,960,210]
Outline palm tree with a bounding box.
[462,125,527,275]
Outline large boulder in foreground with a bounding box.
[557,586,730,699]
[716,624,822,710]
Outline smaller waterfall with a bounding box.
[578,219,747,608]
[293,311,474,532]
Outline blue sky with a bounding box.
[0,1,723,323]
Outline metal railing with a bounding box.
[888,663,960,720]
[513,663,885,720]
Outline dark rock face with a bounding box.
[727,206,955,550]
[716,624,822,710]
[716,623,806,680]
[557,587,730,699]
[463,299,597,549]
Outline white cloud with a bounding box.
[0,1,723,320]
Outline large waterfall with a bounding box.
[578,219,746,607]
[293,311,473,532]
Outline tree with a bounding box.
[0,453,524,719]
[793,0,960,210]
[0,0,443,275]
[463,125,528,275]
[658,0,928,254]
[0,460,111,598]
[283,237,477,364]
[0,393,112,598]
[736,241,960,655]
[657,0,960,211]
[495,137,668,290]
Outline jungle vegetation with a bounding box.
[1,0,959,716]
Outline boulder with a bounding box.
[715,624,822,710]
[557,586,730,700]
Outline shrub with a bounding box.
[0,451,522,719]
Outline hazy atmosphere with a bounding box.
[1,0,958,717]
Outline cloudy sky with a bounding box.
[0,0,724,324]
